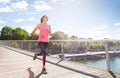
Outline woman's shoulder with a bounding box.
[38,23,42,27]
[39,23,51,28]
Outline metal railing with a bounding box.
[0,39,120,72]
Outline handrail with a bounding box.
[1,39,120,42]
[1,39,120,72]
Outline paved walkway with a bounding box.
[0,45,120,78]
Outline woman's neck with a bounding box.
[42,22,47,26]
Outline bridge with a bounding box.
[0,46,120,78]
[0,45,120,78]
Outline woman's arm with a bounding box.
[32,24,39,36]
[49,25,51,35]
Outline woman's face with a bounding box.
[43,16,48,22]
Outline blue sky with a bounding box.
[0,0,120,40]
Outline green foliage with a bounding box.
[12,27,29,40]
[50,31,68,40]
[108,41,117,47]
[69,35,79,40]
[97,42,105,49]
[0,26,13,40]
[11,41,20,48]
[29,33,38,40]
[89,42,98,49]
[0,26,117,52]
[0,26,30,40]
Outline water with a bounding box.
[79,56,120,72]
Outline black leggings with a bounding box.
[36,42,48,69]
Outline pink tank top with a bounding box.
[38,24,50,42]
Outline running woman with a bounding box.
[32,15,51,74]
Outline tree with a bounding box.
[50,31,68,40]
[29,33,38,40]
[0,26,13,40]
[69,35,79,40]
[12,27,29,40]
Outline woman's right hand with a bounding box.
[40,34,45,38]
[32,24,39,36]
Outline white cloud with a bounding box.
[12,1,28,9]
[0,20,5,23]
[28,17,35,21]
[93,25,108,30]
[14,17,35,22]
[81,29,108,39]
[0,26,4,31]
[114,23,120,26]
[50,0,60,3]
[31,0,53,12]
[86,25,108,38]
[0,0,9,3]
[14,18,26,22]
[115,28,120,34]
[20,25,35,33]
[0,6,12,12]
[65,24,109,39]
[89,29,107,35]
[50,0,76,4]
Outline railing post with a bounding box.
[20,40,23,49]
[61,41,64,59]
[28,41,31,51]
[105,40,110,71]
[8,40,10,46]
[56,40,65,64]
[86,42,89,52]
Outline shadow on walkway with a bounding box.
[26,68,45,78]
[34,71,43,78]
[108,71,117,78]
[26,68,34,78]
[3,46,100,78]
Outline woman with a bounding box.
[32,15,51,74]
